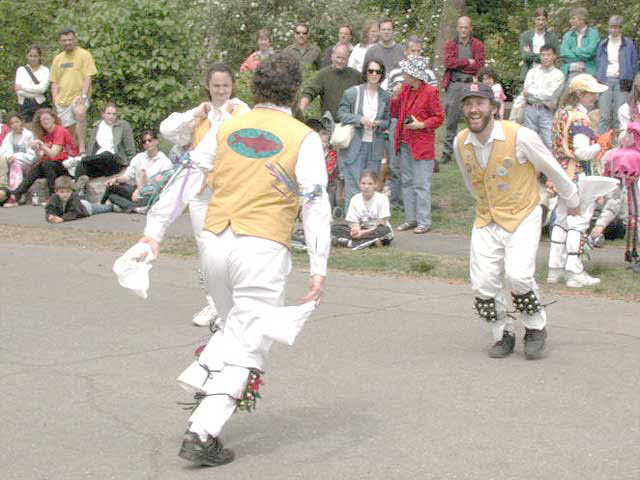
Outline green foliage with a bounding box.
[202,0,370,70]
[4,0,640,131]
[0,0,60,113]
[52,0,206,134]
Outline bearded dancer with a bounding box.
[453,83,579,359]
[141,53,331,466]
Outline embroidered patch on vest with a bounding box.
[228,128,284,158]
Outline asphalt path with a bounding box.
[1,243,638,479]
[0,205,628,267]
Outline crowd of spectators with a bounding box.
[1,9,639,275]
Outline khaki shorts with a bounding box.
[56,97,89,127]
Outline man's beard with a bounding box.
[467,111,492,133]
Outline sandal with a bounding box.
[396,221,417,232]
[413,225,431,234]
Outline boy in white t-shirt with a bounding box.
[331,169,393,249]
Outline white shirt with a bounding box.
[523,64,565,104]
[532,31,546,55]
[123,151,172,183]
[0,128,36,165]
[453,121,579,209]
[362,89,378,142]
[95,120,115,155]
[15,65,50,105]
[159,98,250,170]
[346,191,393,233]
[606,36,622,78]
[348,44,370,73]
[576,26,587,48]
[617,101,640,144]
[146,104,332,276]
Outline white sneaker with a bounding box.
[546,268,566,284]
[192,302,219,326]
[566,271,601,288]
[62,156,82,170]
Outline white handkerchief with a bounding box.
[113,243,157,299]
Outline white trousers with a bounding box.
[548,195,597,274]
[176,228,315,438]
[188,185,212,276]
[470,207,547,341]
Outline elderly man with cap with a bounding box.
[453,82,579,359]
[548,73,616,288]
[390,56,444,234]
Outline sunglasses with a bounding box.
[294,30,308,35]
[142,137,155,144]
[367,69,382,75]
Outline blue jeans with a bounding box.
[81,199,113,215]
[387,118,402,206]
[400,144,434,228]
[598,77,628,134]
[522,104,554,150]
[343,141,371,210]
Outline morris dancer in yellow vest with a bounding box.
[453,83,579,359]
[548,74,611,287]
[144,63,250,326]
[150,53,330,466]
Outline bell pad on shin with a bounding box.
[511,290,542,315]
[474,297,498,323]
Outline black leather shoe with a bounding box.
[178,431,235,467]
[488,331,515,358]
[523,327,547,360]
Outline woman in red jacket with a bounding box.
[390,56,444,233]
[10,108,78,204]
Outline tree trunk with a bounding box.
[433,0,467,81]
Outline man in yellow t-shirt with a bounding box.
[50,28,97,155]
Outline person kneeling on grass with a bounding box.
[45,175,112,223]
[331,169,393,249]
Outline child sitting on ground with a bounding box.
[46,175,113,223]
[331,169,394,249]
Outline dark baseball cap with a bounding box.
[460,83,495,102]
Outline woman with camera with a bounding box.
[390,56,444,234]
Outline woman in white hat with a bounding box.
[390,55,445,233]
[548,73,611,287]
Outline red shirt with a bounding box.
[40,125,78,162]
[442,37,485,91]
[390,82,444,160]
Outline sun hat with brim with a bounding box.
[460,82,495,102]
[399,56,433,83]
[569,74,608,94]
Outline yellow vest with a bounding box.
[204,108,312,247]
[192,102,250,148]
[457,121,540,232]
[192,117,210,148]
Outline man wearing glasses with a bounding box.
[282,23,321,69]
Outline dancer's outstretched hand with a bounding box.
[138,236,160,259]
[299,274,325,305]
